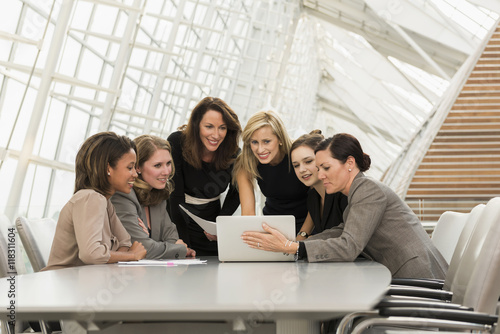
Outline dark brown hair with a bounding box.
[180,97,241,170]
[291,129,324,153]
[74,132,136,196]
[133,135,175,206]
[315,133,371,172]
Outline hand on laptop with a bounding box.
[242,223,297,254]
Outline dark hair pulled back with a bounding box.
[315,133,371,172]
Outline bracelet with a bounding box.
[294,242,300,261]
[283,239,293,255]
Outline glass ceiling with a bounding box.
[0,0,498,221]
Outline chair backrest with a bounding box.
[15,216,57,272]
[0,214,13,243]
[0,233,9,278]
[0,226,13,334]
[461,203,500,314]
[442,203,485,289]
[0,215,13,277]
[431,211,469,264]
[450,197,500,306]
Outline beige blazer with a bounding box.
[44,189,132,271]
[304,173,448,279]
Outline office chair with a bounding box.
[336,198,498,334]
[389,202,486,292]
[346,201,500,334]
[430,210,469,264]
[15,216,59,334]
[15,217,57,272]
[0,220,14,334]
[385,198,496,302]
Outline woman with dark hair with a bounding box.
[167,97,242,256]
[242,133,448,280]
[44,132,147,271]
[111,135,196,259]
[291,130,347,240]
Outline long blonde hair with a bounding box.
[233,110,292,184]
[133,135,175,206]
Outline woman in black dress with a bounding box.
[290,130,347,240]
[168,97,241,256]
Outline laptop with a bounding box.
[216,215,296,262]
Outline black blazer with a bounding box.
[307,189,348,234]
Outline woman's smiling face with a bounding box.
[138,148,172,190]
[291,145,320,188]
[249,126,282,165]
[107,149,138,196]
[199,109,227,154]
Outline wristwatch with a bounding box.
[297,231,309,238]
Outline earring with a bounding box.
[279,142,283,146]
[108,172,110,176]
[137,171,141,174]
[348,168,352,172]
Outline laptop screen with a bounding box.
[216,215,296,262]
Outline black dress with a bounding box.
[167,131,240,256]
[257,154,309,233]
[307,189,348,234]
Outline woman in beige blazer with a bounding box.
[111,135,195,259]
[242,133,448,279]
[44,132,147,271]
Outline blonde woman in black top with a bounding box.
[233,110,309,233]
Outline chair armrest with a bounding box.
[379,307,497,326]
[390,278,444,289]
[386,287,452,301]
[376,298,471,310]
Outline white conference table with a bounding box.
[0,257,390,334]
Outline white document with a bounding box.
[118,259,207,266]
[179,204,217,235]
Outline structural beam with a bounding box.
[5,0,75,221]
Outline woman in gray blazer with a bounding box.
[111,135,196,259]
[242,133,447,279]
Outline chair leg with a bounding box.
[349,316,492,334]
[39,320,51,334]
[336,311,378,334]
[1,320,14,334]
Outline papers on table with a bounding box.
[118,259,207,266]
[179,204,217,235]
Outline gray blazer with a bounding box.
[304,173,448,279]
[111,190,187,259]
